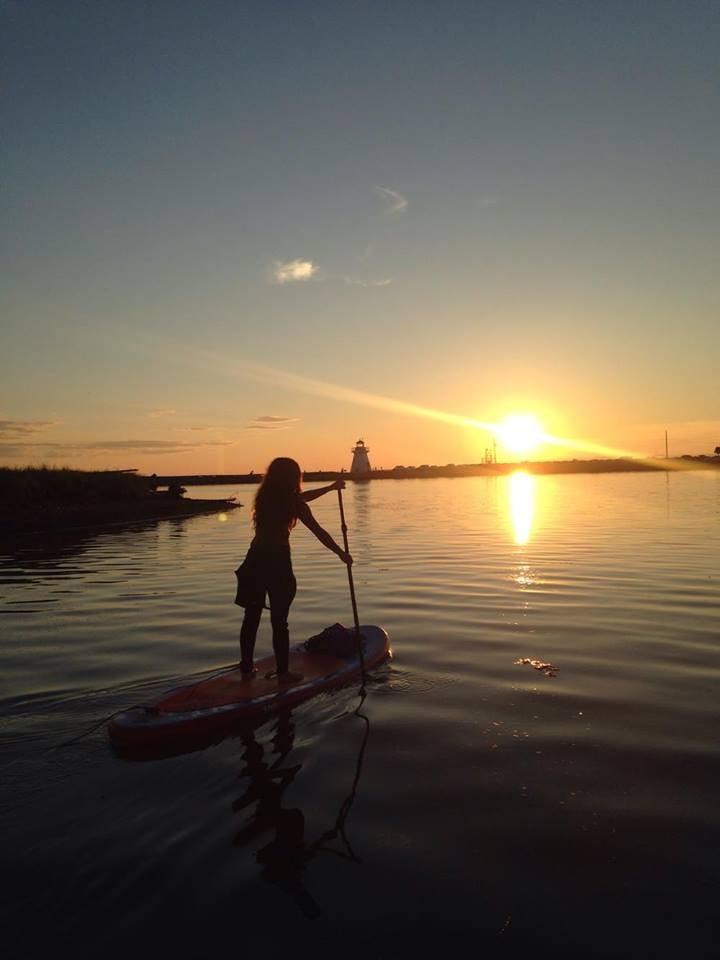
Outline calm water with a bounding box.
[2,472,719,958]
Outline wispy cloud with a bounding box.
[0,419,56,438]
[0,444,42,458]
[254,416,298,423]
[148,408,177,418]
[246,415,299,431]
[273,259,318,284]
[375,186,407,214]
[0,439,233,457]
[343,276,393,287]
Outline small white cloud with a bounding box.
[344,276,393,287]
[273,259,318,284]
[375,186,407,214]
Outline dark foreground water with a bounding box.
[2,472,719,958]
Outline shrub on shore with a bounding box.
[0,466,149,508]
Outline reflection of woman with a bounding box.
[235,459,352,683]
[233,713,320,918]
[233,703,369,920]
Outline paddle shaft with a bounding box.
[337,488,365,676]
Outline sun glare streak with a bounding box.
[240,361,500,434]
[238,361,702,469]
[498,414,544,454]
[509,471,535,545]
[109,324,695,469]
[242,360,675,463]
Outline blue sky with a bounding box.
[2,0,719,471]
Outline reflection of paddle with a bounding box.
[337,487,366,687]
[310,686,370,863]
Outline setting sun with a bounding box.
[497,414,544,455]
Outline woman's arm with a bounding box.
[296,500,352,564]
[301,479,345,503]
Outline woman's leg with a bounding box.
[239,604,263,673]
[268,575,297,675]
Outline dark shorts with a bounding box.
[234,542,295,609]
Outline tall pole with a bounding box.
[665,430,669,459]
[337,488,366,683]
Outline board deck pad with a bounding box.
[160,647,359,712]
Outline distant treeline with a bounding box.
[155,455,720,487]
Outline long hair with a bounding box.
[253,457,302,536]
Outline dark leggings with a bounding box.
[240,574,297,674]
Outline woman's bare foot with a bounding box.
[240,666,258,679]
[264,670,304,685]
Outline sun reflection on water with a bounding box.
[508,471,535,545]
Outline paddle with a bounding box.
[337,486,366,684]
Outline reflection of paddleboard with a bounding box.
[108,625,390,752]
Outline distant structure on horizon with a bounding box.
[350,439,371,475]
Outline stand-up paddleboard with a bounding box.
[108,625,390,753]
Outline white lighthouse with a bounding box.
[350,439,371,475]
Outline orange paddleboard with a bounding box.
[108,625,389,754]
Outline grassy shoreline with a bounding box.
[0,467,240,534]
[155,455,720,486]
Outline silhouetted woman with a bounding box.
[235,458,351,683]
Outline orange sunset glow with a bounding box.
[3,5,720,958]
